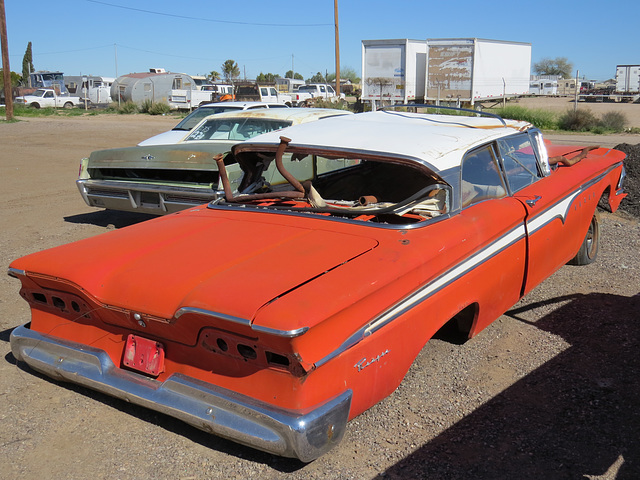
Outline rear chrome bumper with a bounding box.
[10,324,351,462]
[76,179,222,215]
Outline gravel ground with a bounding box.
[1,115,639,479]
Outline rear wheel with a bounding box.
[63,102,74,109]
[568,210,600,265]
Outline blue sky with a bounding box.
[4,0,637,82]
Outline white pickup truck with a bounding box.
[15,88,82,109]
[291,83,345,106]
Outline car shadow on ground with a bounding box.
[64,210,156,229]
[378,292,640,479]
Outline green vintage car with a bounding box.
[77,108,352,215]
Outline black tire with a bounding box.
[568,210,600,265]
[30,102,40,109]
[63,102,74,109]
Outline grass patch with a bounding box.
[491,105,557,129]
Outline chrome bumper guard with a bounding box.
[10,324,351,462]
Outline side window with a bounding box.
[497,134,542,193]
[260,87,268,96]
[320,85,326,93]
[461,145,506,208]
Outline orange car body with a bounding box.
[10,110,627,461]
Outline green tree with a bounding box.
[533,57,573,78]
[326,66,361,84]
[0,70,23,89]
[208,70,221,82]
[21,42,34,85]
[256,72,280,82]
[307,72,325,83]
[221,60,240,84]
[285,70,304,80]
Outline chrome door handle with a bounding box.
[525,195,542,207]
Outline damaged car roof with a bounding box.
[234,110,533,172]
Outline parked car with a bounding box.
[139,101,290,146]
[77,108,352,215]
[10,108,627,461]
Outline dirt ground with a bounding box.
[1,111,639,479]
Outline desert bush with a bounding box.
[493,105,557,130]
[147,102,172,115]
[598,111,627,132]
[114,101,138,114]
[558,109,598,131]
[305,98,351,111]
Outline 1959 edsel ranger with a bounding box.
[9,108,627,461]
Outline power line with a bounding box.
[86,0,333,27]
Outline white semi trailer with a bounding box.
[361,38,531,108]
[361,39,427,107]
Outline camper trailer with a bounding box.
[111,70,196,105]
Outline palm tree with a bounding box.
[222,60,240,85]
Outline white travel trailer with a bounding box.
[111,70,196,105]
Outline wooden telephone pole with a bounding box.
[0,0,14,120]
[334,0,340,95]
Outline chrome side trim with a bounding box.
[8,267,25,278]
[10,324,351,462]
[174,307,309,338]
[316,222,527,368]
[317,164,623,367]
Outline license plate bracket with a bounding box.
[123,334,165,377]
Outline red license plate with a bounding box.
[122,334,165,377]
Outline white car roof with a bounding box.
[235,110,532,172]
[197,101,288,109]
[190,107,351,126]
[178,108,353,144]
[137,102,292,146]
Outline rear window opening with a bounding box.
[223,150,449,225]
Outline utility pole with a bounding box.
[334,0,340,95]
[574,70,579,112]
[0,0,14,121]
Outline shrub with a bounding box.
[116,101,139,114]
[558,109,598,131]
[306,98,351,111]
[139,99,153,113]
[493,105,557,130]
[598,111,627,132]
[147,102,172,115]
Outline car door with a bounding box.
[497,132,588,295]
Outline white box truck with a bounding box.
[361,39,427,107]
[425,38,531,106]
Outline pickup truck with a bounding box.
[291,83,345,106]
[14,88,82,109]
[234,84,292,106]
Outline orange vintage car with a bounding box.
[9,108,627,461]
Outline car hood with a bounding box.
[88,142,234,170]
[12,210,378,323]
